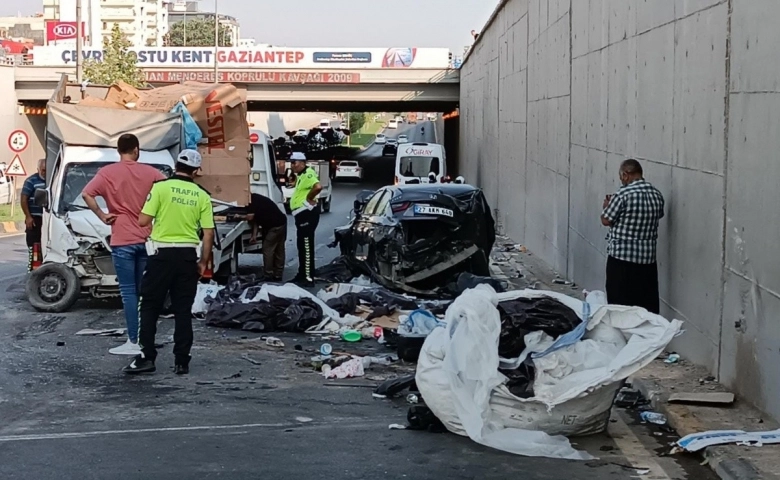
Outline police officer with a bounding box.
[124,149,215,375]
[289,152,322,286]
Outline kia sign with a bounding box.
[46,21,86,44]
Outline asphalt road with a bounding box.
[0,121,716,479]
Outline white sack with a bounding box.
[192,283,224,315]
[416,286,683,460]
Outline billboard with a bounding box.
[45,21,86,44]
[30,46,451,69]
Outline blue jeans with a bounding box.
[112,244,148,343]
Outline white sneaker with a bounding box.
[109,340,142,356]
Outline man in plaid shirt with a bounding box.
[601,159,665,314]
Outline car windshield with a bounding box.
[59,161,173,213]
[399,156,440,177]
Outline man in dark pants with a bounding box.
[20,158,46,271]
[123,149,215,375]
[288,152,322,287]
[247,193,287,281]
[601,159,665,314]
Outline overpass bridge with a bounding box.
[12,66,460,112]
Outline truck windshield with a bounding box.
[399,156,440,177]
[59,162,173,214]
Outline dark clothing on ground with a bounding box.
[249,193,286,232]
[605,256,660,314]
[262,224,287,280]
[138,247,200,365]
[294,206,320,281]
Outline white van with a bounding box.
[318,119,331,129]
[388,120,399,129]
[394,142,446,185]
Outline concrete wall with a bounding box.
[0,66,47,185]
[461,0,780,420]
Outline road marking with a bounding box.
[609,412,672,479]
[0,420,380,443]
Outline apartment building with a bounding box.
[0,15,45,45]
[165,0,240,46]
[42,0,168,47]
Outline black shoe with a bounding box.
[294,276,315,288]
[174,364,189,375]
[123,355,156,374]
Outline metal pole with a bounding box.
[183,11,186,46]
[76,0,83,84]
[213,0,219,83]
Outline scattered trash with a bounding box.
[407,405,446,433]
[664,353,680,364]
[398,309,442,336]
[599,445,615,452]
[295,417,313,423]
[320,343,333,355]
[614,389,645,408]
[294,344,303,351]
[406,394,419,404]
[323,382,377,388]
[639,412,667,425]
[388,424,407,430]
[552,278,572,286]
[224,372,242,379]
[75,328,127,336]
[373,375,417,399]
[241,354,262,366]
[323,357,365,379]
[56,341,65,347]
[668,392,735,406]
[266,337,284,347]
[676,429,780,452]
[192,283,224,315]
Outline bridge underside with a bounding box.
[245,100,457,112]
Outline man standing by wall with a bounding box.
[82,134,165,356]
[601,159,665,314]
[20,158,46,272]
[124,149,214,376]
[247,192,287,281]
[289,152,322,287]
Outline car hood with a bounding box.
[67,209,112,240]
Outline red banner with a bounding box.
[145,70,362,84]
[45,21,86,43]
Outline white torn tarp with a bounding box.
[676,429,780,452]
[416,285,683,460]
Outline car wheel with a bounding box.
[26,263,81,313]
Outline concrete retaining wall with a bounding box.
[461,0,780,420]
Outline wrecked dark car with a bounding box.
[330,184,496,295]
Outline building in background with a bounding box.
[165,0,240,47]
[0,14,45,46]
[42,0,168,47]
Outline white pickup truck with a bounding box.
[26,77,281,313]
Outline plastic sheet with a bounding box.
[171,102,203,149]
[498,297,582,359]
[415,285,683,460]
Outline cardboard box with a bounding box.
[195,155,250,206]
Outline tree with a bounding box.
[348,112,367,133]
[83,23,145,87]
[165,18,233,47]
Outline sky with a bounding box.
[1,0,498,53]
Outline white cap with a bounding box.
[290,152,307,162]
[177,149,202,168]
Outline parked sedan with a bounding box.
[382,138,398,156]
[332,184,496,295]
[334,160,363,181]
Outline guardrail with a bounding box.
[0,54,34,66]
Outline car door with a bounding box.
[0,171,12,205]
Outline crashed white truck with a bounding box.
[26,78,282,313]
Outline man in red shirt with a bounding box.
[82,134,166,355]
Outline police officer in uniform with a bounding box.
[289,152,322,287]
[124,149,215,375]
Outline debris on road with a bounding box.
[675,429,780,452]
[639,412,668,425]
[664,353,681,364]
[75,328,127,336]
[266,337,284,347]
[240,354,262,366]
[667,392,735,406]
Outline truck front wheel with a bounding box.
[26,263,81,313]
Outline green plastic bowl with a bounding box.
[341,330,362,342]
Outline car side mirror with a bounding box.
[34,188,50,210]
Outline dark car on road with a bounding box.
[382,138,398,157]
[333,183,496,295]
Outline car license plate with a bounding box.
[413,205,454,217]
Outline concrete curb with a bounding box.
[0,221,24,233]
[631,377,777,480]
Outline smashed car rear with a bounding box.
[332,184,496,295]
